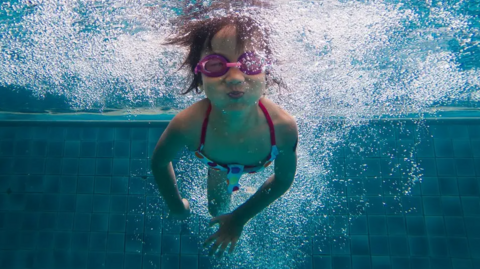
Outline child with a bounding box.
[151,2,298,257]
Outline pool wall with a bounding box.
[0,118,479,269]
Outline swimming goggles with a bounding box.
[194,52,267,77]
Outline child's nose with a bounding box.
[225,66,245,84]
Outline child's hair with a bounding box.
[164,0,285,95]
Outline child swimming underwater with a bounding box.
[151,1,298,257]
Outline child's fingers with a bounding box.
[229,237,239,254]
[209,216,220,227]
[203,232,219,247]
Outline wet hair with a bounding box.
[164,0,284,94]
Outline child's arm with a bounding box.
[151,114,190,217]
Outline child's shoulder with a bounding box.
[168,99,209,146]
[261,98,298,148]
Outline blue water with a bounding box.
[1,0,480,268]
[0,118,479,269]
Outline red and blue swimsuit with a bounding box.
[192,99,279,193]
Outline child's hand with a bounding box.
[168,198,190,220]
[203,213,245,257]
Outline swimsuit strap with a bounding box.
[258,99,277,146]
[199,103,212,149]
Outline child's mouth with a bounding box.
[227,91,244,99]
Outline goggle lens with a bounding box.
[195,52,266,77]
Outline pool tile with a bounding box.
[90,213,109,232]
[144,254,162,269]
[472,140,480,157]
[401,196,423,216]
[416,158,437,176]
[96,141,114,158]
[371,256,390,269]
[389,236,409,256]
[77,176,94,193]
[105,253,124,268]
[64,141,80,157]
[31,140,47,157]
[332,256,351,269]
[110,195,128,213]
[350,215,368,235]
[125,233,143,253]
[439,177,459,195]
[181,235,200,255]
[425,216,446,236]
[60,176,77,193]
[369,235,389,255]
[95,159,112,175]
[406,216,426,236]
[70,232,90,251]
[346,178,364,196]
[181,255,198,269]
[110,177,129,194]
[430,258,452,269]
[430,125,451,139]
[475,159,480,176]
[453,139,474,157]
[45,158,62,174]
[458,177,480,196]
[81,127,98,141]
[416,138,435,157]
[409,236,429,256]
[365,196,385,215]
[130,159,148,177]
[351,256,371,269]
[368,215,387,235]
[447,237,470,258]
[79,141,96,157]
[364,177,383,196]
[379,139,397,158]
[421,177,440,195]
[65,127,81,140]
[391,257,410,269]
[452,259,473,269]
[112,158,130,176]
[313,236,331,255]
[462,196,480,216]
[106,233,125,252]
[434,139,454,158]
[349,236,368,256]
[442,196,463,216]
[387,216,406,235]
[161,254,179,269]
[125,214,144,234]
[87,252,105,269]
[61,158,78,175]
[109,214,126,232]
[464,217,480,238]
[55,212,74,230]
[73,213,91,231]
[436,159,457,176]
[423,196,443,216]
[53,232,71,249]
[115,128,131,140]
[124,253,143,268]
[444,217,467,236]
[126,195,144,215]
[469,238,480,259]
[0,141,14,156]
[97,128,115,141]
[410,257,430,269]
[47,141,64,157]
[41,194,60,211]
[396,139,415,158]
[456,159,476,176]
[92,195,110,212]
[89,232,108,251]
[143,232,162,253]
[383,196,404,215]
[114,140,130,158]
[78,158,95,175]
[429,237,449,257]
[19,231,37,249]
[129,176,145,194]
[149,128,165,141]
[94,176,110,194]
[14,140,31,156]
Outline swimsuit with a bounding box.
[192,99,279,193]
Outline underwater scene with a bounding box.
[1,0,480,268]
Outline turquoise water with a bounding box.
[1,0,480,268]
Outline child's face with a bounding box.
[200,26,266,111]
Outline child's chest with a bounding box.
[199,125,273,166]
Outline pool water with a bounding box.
[0,117,479,269]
